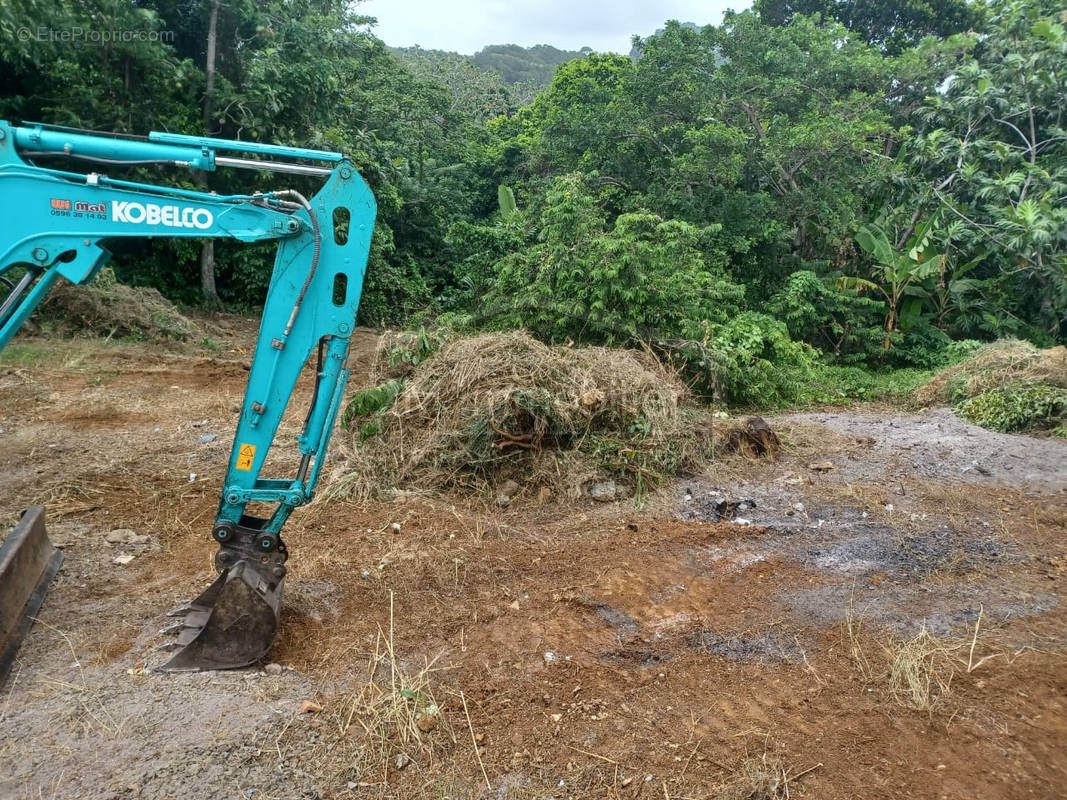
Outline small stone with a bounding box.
[347,782,356,790]
[106,529,150,546]
[199,434,217,444]
[808,461,835,472]
[416,713,438,732]
[394,753,410,770]
[113,554,135,565]
[587,480,617,502]
[264,663,283,676]
[550,713,562,723]
[390,522,402,533]
[499,480,520,496]
[300,700,323,713]
[495,494,511,508]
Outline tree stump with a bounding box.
[723,416,781,460]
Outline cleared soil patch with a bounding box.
[0,332,1064,799]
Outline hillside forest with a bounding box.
[1,0,1064,407]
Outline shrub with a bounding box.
[665,312,823,408]
[483,174,744,345]
[885,322,955,368]
[768,269,884,362]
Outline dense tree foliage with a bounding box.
[1,0,489,324]
[1,0,1063,401]
[754,0,980,53]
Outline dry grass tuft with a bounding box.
[716,744,821,800]
[330,597,454,753]
[885,623,957,711]
[332,331,708,501]
[915,339,1067,406]
[718,752,791,800]
[720,416,781,460]
[844,594,875,682]
[845,604,1007,712]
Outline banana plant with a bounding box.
[842,218,942,348]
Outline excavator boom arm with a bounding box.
[0,121,376,673]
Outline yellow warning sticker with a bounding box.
[236,443,256,471]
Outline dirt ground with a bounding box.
[0,328,1065,800]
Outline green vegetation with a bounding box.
[2,0,1064,416]
[956,382,1067,433]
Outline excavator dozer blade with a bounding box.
[157,560,283,673]
[0,507,63,685]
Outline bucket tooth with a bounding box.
[0,507,64,686]
[157,560,283,673]
[166,603,193,618]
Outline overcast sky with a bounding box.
[361,0,747,54]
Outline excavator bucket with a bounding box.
[157,560,283,672]
[0,507,64,685]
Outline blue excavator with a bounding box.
[0,121,376,673]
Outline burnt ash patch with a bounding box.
[687,630,800,663]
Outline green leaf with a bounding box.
[1031,20,1052,39]
[855,225,894,266]
[497,185,519,220]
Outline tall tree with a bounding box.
[198,0,222,307]
[903,0,1067,338]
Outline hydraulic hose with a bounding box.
[272,189,320,338]
[23,151,190,167]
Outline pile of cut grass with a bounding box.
[38,267,202,343]
[915,340,1067,435]
[332,330,710,502]
[915,339,1066,404]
